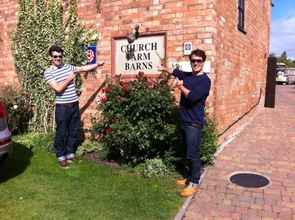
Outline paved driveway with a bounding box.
[184,85,295,220]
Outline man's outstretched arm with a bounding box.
[74,62,104,73]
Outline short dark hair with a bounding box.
[48,45,64,56]
[189,49,206,62]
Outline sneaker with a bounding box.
[66,158,75,164]
[66,154,75,163]
[176,178,188,186]
[58,160,69,169]
[180,186,198,197]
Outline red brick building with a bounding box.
[0,0,271,136]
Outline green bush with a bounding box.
[14,132,54,150]
[92,73,179,165]
[76,140,103,157]
[0,86,33,134]
[142,158,170,178]
[200,116,219,164]
[92,73,219,167]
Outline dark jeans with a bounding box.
[181,125,202,184]
[54,102,80,159]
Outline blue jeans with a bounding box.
[54,102,80,159]
[181,125,202,184]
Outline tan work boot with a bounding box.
[180,185,198,197]
[176,178,188,186]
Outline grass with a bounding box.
[0,133,183,220]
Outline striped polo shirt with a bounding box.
[44,64,79,104]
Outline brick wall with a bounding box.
[214,0,271,132]
[0,0,271,133]
[77,0,218,126]
[0,0,19,87]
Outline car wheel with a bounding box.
[0,153,8,164]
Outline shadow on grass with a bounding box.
[0,142,33,183]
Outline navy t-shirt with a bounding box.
[173,69,211,127]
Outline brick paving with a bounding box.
[183,85,295,220]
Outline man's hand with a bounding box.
[168,78,177,89]
[97,61,104,67]
[168,78,183,89]
[176,79,183,88]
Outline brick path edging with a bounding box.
[173,96,265,220]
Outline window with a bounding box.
[238,0,246,33]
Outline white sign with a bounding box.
[171,61,211,73]
[183,42,192,55]
[113,34,165,75]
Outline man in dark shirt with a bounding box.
[160,49,211,197]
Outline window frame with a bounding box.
[237,0,246,34]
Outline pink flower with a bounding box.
[121,83,129,94]
[105,127,112,134]
[97,92,107,104]
[95,133,103,140]
[105,86,112,93]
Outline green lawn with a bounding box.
[0,134,183,220]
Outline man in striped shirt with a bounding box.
[44,45,104,168]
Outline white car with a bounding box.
[276,71,288,85]
[0,102,12,162]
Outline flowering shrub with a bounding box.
[92,73,180,165]
[0,86,33,134]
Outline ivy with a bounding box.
[12,0,97,133]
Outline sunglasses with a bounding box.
[190,59,203,63]
[52,55,63,59]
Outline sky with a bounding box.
[271,0,295,59]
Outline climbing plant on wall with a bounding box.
[12,0,97,133]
